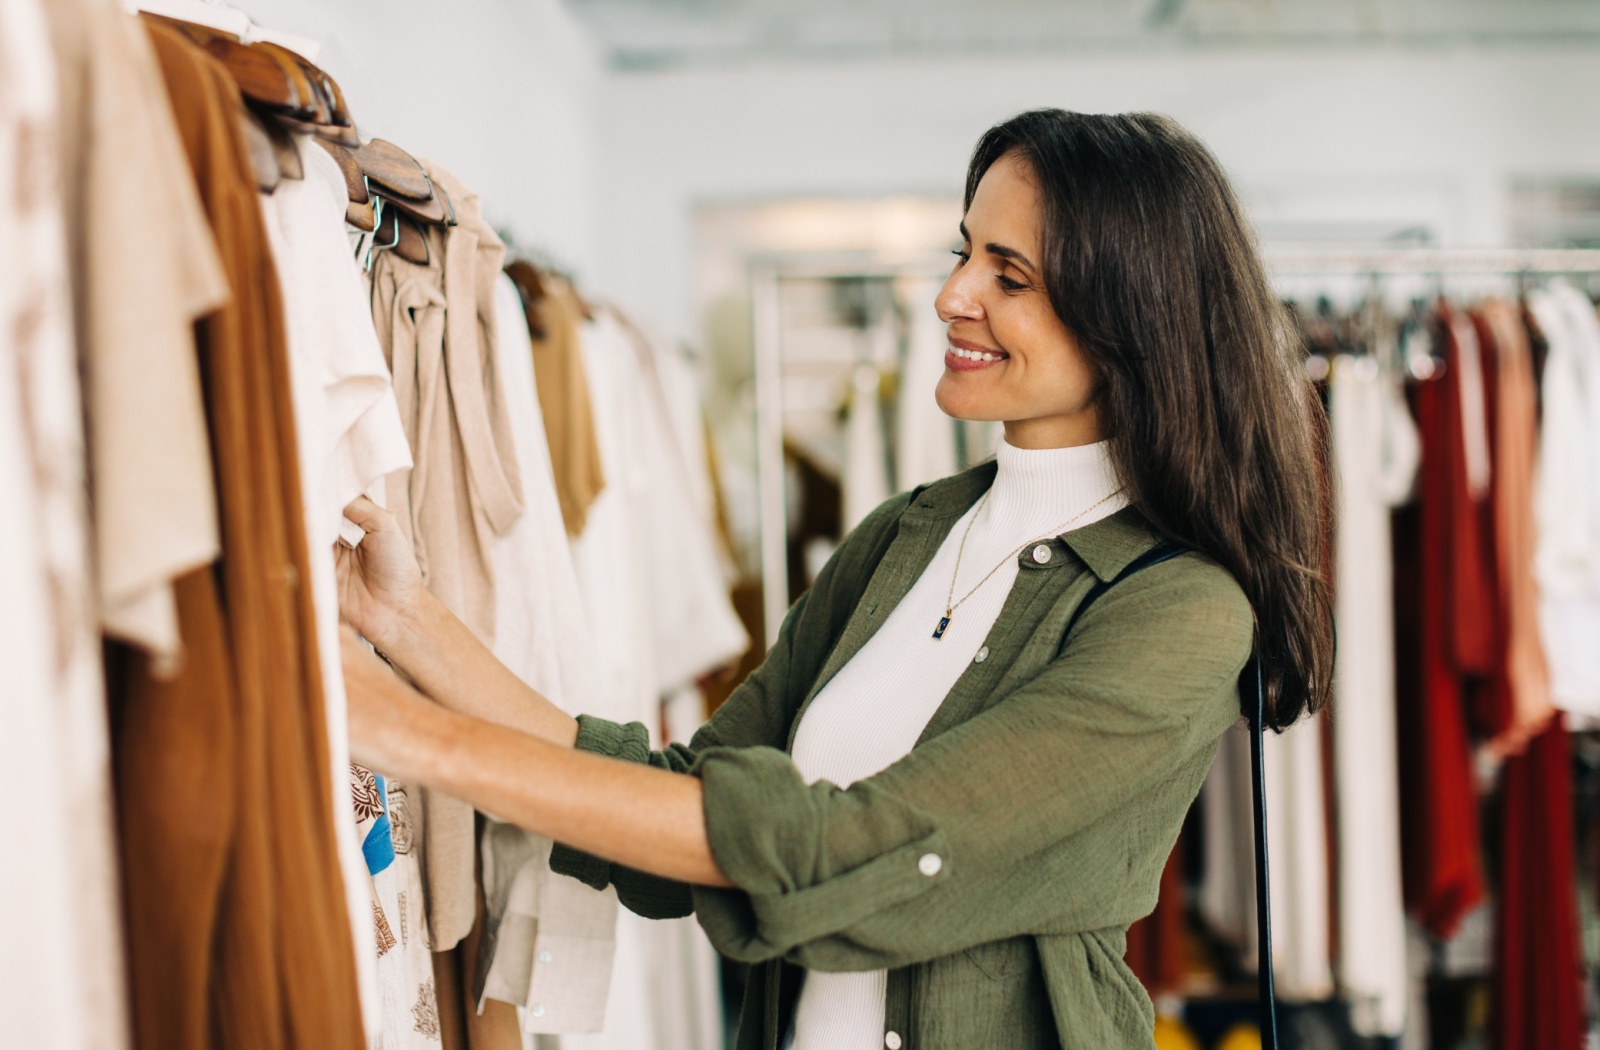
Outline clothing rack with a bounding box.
[1264,247,1600,274]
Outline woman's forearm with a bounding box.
[380,589,579,748]
[371,671,732,888]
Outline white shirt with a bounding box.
[787,438,1127,1050]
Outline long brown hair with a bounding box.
[966,109,1332,729]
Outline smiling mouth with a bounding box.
[948,345,1007,362]
[945,341,1009,371]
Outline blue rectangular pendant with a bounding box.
[932,616,951,639]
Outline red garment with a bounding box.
[1492,716,1584,1050]
[1125,838,1186,995]
[1394,306,1490,939]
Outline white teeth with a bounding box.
[951,346,1004,362]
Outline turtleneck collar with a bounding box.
[976,437,1127,544]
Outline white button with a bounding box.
[537,950,553,964]
[885,1033,903,1050]
[974,646,989,663]
[529,1004,546,1018]
[1031,544,1052,564]
[918,853,942,877]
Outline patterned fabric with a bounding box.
[351,764,395,876]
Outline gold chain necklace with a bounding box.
[933,487,1126,639]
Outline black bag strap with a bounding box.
[1061,541,1278,1047]
[1244,653,1279,1050]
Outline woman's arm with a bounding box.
[337,495,577,746]
[342,626,734,888]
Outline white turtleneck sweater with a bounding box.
[786,438,1128,1050]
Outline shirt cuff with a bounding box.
[548,715,653,889]
[690,745,950,962]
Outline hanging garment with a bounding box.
[1262,713,1332,1000]
[260,131,421,1032]
[565,308,746,1050]
[1329,353,1418,1038]
[1198,724,1257,962]
[353,764,444,1050]
[0,1,129,1044]
[1491,717,1584,1050]
[1474,301,1554,752]
[371,159,524,950]
[476,273,619,1037]
[44,0,228,669]
[132,23,367,1050]
[895,277,959,493]
[615,311,749,694]
[1527,283,1600,716]
[515,270,607,536]
[1394,305,1489,940]
[842,362,891,532]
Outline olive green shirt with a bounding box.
[551,461,1252,1049]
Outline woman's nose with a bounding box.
[935,263,983,324]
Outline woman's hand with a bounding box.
[341,625,439,777]
[336,496,426,652]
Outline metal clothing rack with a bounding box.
[749,248,1600,641]
[1264,246,1600,274]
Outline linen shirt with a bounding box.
[551,461,1252,1049]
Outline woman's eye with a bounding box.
[951,249,970,265]
[997,274,1026,292]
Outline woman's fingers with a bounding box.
[343,495,392,535]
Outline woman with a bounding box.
[338,109,1333,1050]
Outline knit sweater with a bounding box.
[786,438,1127,1050]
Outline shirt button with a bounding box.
[885,1033,903,1050]
[974,646,989,663]
[529,1004,546,1018]
[1031,544,1052,564]
[537,950,553,964]
[918,853,943,877]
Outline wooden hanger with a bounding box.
[314,139,369,203]
[346,197,376,232]
[350,139,433,201]
[238,105,282,193]
[503,259,549,340]
[382,178,454,226]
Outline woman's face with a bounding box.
[934,152,1102,449]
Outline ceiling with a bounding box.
[562,0,1600,69]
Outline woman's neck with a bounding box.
[980,437,1123,541]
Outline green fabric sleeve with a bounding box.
[688,554,1253,971]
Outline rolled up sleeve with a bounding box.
[687,557,1252,972]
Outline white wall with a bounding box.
[235,0,609,281]
[600,46,1600,343]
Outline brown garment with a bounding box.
[1476,300,1555,754]
[115,23,366,1050]
[44,0,227,669]
[518,270,606,535]
[371,161,521,950]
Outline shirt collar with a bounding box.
[904,462,1161,582]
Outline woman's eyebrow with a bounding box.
[986,243,1037,274]
[957,223,1037,273]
